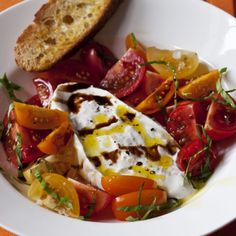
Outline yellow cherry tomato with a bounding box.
[146,47,199,79]
[178,70,220,99]
[28,173,80,218]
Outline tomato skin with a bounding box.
[33,78,54,107]
[1,114,49,166]
[144,71,164,95]
[26,95,43,107]
[68,178,113,217]
[100,48,146,98]
[167,103,200,146]
[166,100,210,125]
[101,176,157,197]
[176,138,218,177]
[37,122,73,154]
[136,78,174,115]
[80,41,117,79]
[204,98,236,141]
[112,189,167,221]
[146,47,199,79]
[125,33,146,60]
[122,70,163,107]
[34,59,101,104]
[13,102,68,130]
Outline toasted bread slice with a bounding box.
[15,0,121,72]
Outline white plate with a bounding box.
[0,0,236,235]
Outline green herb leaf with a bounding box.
[130,32,137,49]
[216,75,236,110]
[140,61,178,107]
[15,132,23,177]
[0,74,22,102]
[0,122,4,139]
[125,216,139,222]
[220,67,227,74]
[201,125,212,148]
[84,195,97,219]
[34,169,74,210]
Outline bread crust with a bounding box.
[15,0,122,72]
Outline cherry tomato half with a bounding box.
[100,48,146,98]
[167,102,200,146]
[136,78,174,114]
[13,102,68,130]
[176,138,218,177]
[101,175,157,197]
[204,96,236,141]
[146,47,199,79]
[1,108,49,166]
[112,189,167,221]
[125,33,146,60]
[37,121,73,154]
[80,41,117,79]
[144,70,164,95]
[28,173,80,218]
[68,178,113,217]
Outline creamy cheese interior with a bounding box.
[50,83,194,199]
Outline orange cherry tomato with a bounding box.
[13,102,68,130]
[101,175,157,197]
[125,33,146,59]
[37,121,73,154]
[112,189,167,221]
[136,78,175,114]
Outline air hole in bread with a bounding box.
[77,3,87,8]
[36,53,44,61]
[56,9,60,14]
[63,15,74,24]
[44,37,56,45]
[44,19,55,27]
[84,22,89,28]
[88,13,93,18]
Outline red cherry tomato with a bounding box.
[33,78,54,107]
[144,70,164,95]
[68,178,113,217]
[123,71,164,107]
[122,84,147,107]
[26,95,43,107]
[166,100,210,125]
[34,59,100,106]
[204,97,236,141]
[80,41,117,79]
[100,48,146,98]
[2,110,49,166]
[167,103,200,146]
[112,189,167,221]
[101,175,157,197]
[176,138,218,177]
